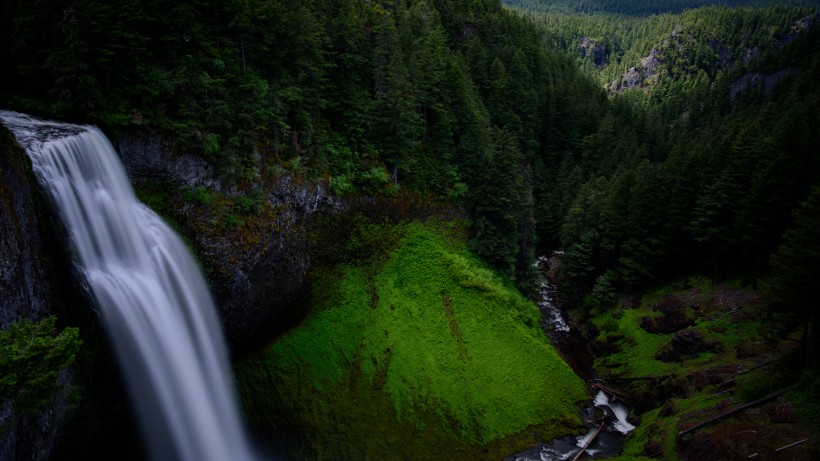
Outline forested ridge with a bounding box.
[502,0,820,16]
[501,1,820,340]
[3,0,820,458]
[1,0,648,281]
[3,0,820,376]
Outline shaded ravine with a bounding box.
[506,254,634,461]
[0,111,259,461]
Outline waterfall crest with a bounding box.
[1,111,256,461]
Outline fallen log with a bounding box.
[590,382,629,401]
[602,375,667,382]
[716,358,778,388]
[774,438,809,452]
[711,387,734,398]
[571,423,605,461]
[678,386,796,437]
[654,339,673,356]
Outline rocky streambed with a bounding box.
[507,254,636,460]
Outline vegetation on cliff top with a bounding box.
[236,220,587,460]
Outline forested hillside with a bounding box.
[3,0,820,459]
[502,1,820,331]
[3,0,820,378]
[502,0,820,15]
[0,0,659,285]
[514,5,816,91]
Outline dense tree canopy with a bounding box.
[502,0,820,16]
[2,0,820,333]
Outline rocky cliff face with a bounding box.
[606,48,662,93]
[0,129,52,329]
[0,125,144,461]
[117,129,339,353]
[0,123,66,461]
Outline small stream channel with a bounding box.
[505,254,635,461]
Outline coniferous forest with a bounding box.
[2,0,820,460]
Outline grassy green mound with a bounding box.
[236,221,587,460]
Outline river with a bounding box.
[506,254,634,461]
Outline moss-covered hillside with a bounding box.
[235,221,587,460]
[587,277,820,459]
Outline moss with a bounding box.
[236,221,587,460]
[590,275,810,458]
[594,308,674,377]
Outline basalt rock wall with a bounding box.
[116,129,339,354]
[0,126,136,461]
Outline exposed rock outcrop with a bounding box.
[730,67,799,100]
[606,48,662,93]
[0,129,51,328]
[580,37,607,67]
[780,12,820,46]
[656,328,721,362]
[116,129,340,353]
[0,124,65,461]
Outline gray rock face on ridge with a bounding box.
[580,37,607,67]
[730,67,799,100]
[118,130,223,191]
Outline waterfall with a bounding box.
[1,111,257,461]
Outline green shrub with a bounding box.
[0,317,81,414]
[182,186,213,206]
[232,190,263,215]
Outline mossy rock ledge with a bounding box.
[236,222,587,460]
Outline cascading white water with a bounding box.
[535,255,570,333]
[1,111,257,461]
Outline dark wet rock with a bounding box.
[116,129,340,353]
[688,364,738,392]
[656,328,721,362]
[0,126,63,461]
[640,296,695,334]
[659,400,678,417]
[768,402,796,423]
[0,129,51,328]
[735,341,770,360]
[593,332,625,357]
[117,129,223,192]
[679,415,811,461]
[1,124,138,461]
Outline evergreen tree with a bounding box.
[470,128,526,274]
[763,184,820,365]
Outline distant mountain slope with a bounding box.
[515,5,817,104]
[502,0,820,16]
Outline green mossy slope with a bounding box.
[590,277,818,459]
[236,221,587,460]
